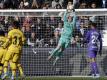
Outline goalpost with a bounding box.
[1,9,107,77]
[0,9,107,16]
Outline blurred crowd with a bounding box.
[0,0,107,9]
[0,15,105,48]
[0,0,105,48]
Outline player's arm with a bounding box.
[63,4,73,22]
[72,10,76,29]
[3,36,11,49]
[63,10,68,22]
[98,33,102,56]
[83,31,90,43]
[2,31,12,48]
[68,4,76,29]
[22,32,26,45]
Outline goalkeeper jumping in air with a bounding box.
[48,4,76,65]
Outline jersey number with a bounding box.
[91,35,98,44]
[13,36,21,45]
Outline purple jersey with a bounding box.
[86,29,102,52]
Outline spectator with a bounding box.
[45,2,51,9]
[80,16,89,28]
[44,23,54,47]
[90,2,97,8]
[102,0,107,8]
[76,17,81,30]
[0,0,103,9]
[23,16,32,39]
[74,0,80,9]
[23,0,30,9]
[0,1,3,9]
[31,17,45,41]
[79,2,87,8]
[52,0,63,8]
[63,0,73,8]
[31,0,39,9]
[79,22,87,37]
[71,35,81,47]
[36,0,45,8]
[3,0,20,9]
[48,15,58,28]
[30,32,36,44]
[19,1,24,9]
[54,3,62,9]
[54,22,63,44]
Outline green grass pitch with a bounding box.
[17,77,107,80]
[1,76,107,80]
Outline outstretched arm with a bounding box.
[72,10,76,29]
[63,11,68,22]
[83,31,90,43]
[63,4,75,22]
[98,33,102,56]
[3,37,11,49]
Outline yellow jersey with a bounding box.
[6,29,25,53]
[0,36,7,49]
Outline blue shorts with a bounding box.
[87,50,97,58]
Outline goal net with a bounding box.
[1,9,107,77]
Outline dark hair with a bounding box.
[12,21,20,28]
[89,21,97,27]
[89,21,96,27]
[0,30,5,36]
[55,4,62,9]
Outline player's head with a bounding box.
[0,30,5,36]
[67,1,73,5]
[58,22,62,28]
[12,20,20,29]
[89,21,96,29]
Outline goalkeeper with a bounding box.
[48,4,76,65]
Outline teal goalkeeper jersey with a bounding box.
[61,11,76,39]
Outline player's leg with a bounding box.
[0,63,3,77]
[88,51,99,78]
[55,39,70,58]
[0,50,4,76]
[48,42,63,60]
[10,53,19,80]
[0,50,7,77]
[17,63,25,78]
[2,50,12,79]
[53,41,68,66]
[53,47,64,66]
[18,50,25,78]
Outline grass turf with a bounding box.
[14,77,107,80]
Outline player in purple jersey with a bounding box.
[85,22,102,78]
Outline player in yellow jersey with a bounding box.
[0,29,24,79]
[2,21,25,80]
[0,30,7,78]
